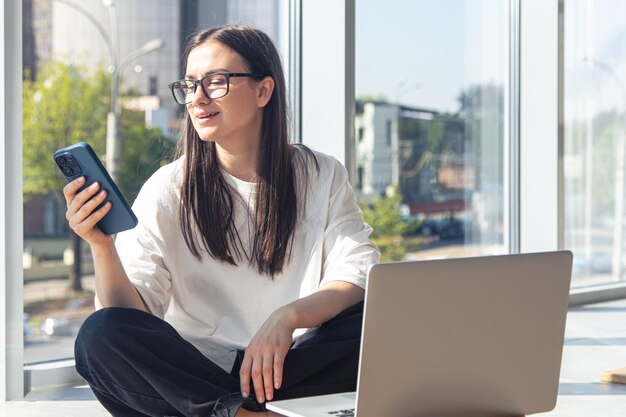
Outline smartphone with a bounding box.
[54,142,138,235]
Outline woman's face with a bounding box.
[185,40,269,146]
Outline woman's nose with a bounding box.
[189,85,210,106]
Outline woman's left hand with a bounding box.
[239,307,295,403]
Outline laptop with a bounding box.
[267,250,573,417]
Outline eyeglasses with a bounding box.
[168,72,267,104]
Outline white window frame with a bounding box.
[519,0,561,253]
[301,0,355,180]
[2,0,25,401]
[506,0,521,254]
[288,0,302,143]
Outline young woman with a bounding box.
[65,25,379,417]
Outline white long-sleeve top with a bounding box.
[114,149,380,372]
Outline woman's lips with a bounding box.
[196,111,220,124]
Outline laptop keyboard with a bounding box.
[327,409,355,417]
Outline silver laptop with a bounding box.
[267,251,573,417]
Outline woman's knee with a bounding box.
[75,307,150,357]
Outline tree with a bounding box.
[357,94,389,103]
[117,108,176,204]
[23,62,109,197]
[23,61,175,289]
[361,186,412,262]
[23,62,109,291]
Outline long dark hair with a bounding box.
[175,25,316,276]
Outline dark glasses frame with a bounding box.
[168,72,268,104]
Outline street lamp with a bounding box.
[395,78,423,104]
[583,57,626,282]
[55,0,164,182]
[106,37,165,182]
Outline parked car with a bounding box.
[437,217,465,239]
[415,217,465,239]
[415,219,439,237]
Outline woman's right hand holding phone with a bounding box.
[63,176,113,247]
[63,175,148,312]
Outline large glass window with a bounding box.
[564,0,626,288]
[355,0,509,262]
[23,0,288,365]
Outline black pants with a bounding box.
[74,301,363,417]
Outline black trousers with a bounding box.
[74,301,363,417]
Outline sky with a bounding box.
[355,0,508,113]
[564,0,626,115]
[355,0,626,115]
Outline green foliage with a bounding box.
[357,94,389,103]
[23,61,175,205]
[118,108,176,203]
[360,186,421,262]
[361,187,407,238]
[372,235,406,262]
[425,119,445,154]
[456,82,504,118]
[23,62,109,198]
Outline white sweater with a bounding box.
[115,149,380,372]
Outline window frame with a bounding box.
[2,0,25,401]
[301,0,355,180]
[519,0,561,252]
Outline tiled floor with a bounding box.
[540,299,626,416]
[2,299,626,417]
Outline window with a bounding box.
[22,0,289,378]
[355,0,509,262]
[563,0,626,287]
[7,0,625,402]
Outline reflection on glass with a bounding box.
[23,0,286,364]
[564,0,626,287]
[355,0,508,262]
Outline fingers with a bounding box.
[273,355,284,392]
[240,314,292,403]
[252,353,267,403]
[239,354,252,399]
[62,176,85,207]
[240,351,268,402]
[67,181,102,216]
[64,179,111,238]
[239,352,273,403]
[262,352,274,401]
[240,351,287,403]
[70,200,111,236]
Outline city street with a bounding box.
[24,275,95,364]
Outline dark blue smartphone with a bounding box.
[54,142,138,235]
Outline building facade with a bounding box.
[355,100,504,244]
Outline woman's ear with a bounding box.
[256,76,275,108]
